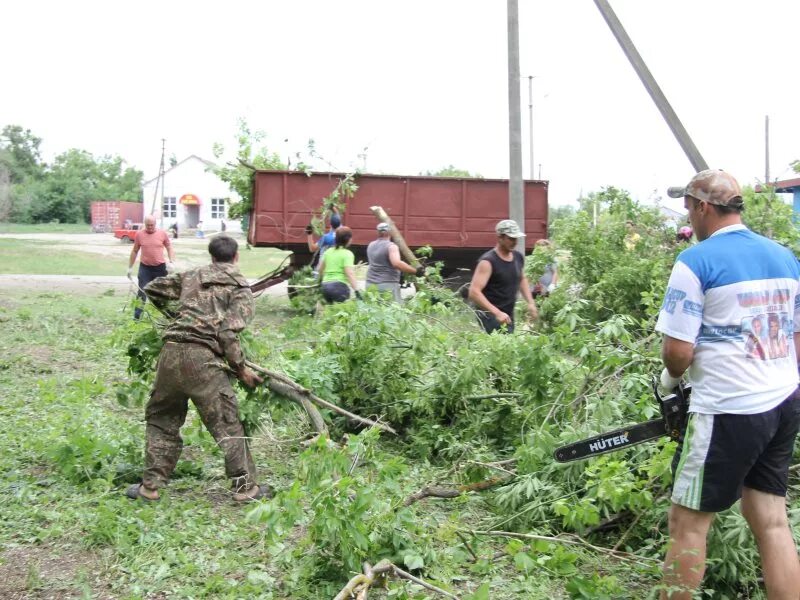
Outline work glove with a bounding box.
[126,267,133,280]
[166,262,175,273]
[659,367,682,394]
[547,283,556,292]
[305,224,314,235]
[415,266,426,278]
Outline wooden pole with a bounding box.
[369,206,419,266]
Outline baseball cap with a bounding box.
[376,222,390,232]
[495,219,525,238]
[667,169,743,208]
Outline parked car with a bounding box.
[114,223,143,243]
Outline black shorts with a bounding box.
[671,388,800,512]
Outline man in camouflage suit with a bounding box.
[126,235,270,502]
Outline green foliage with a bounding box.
[37,378,142,485]
[247,429,433,593]
[306,172,359,236]
[212,119,286,220]
[286,266,322,314]
[0,124,43,184]
[550,186,677,322]
[742,184,800,252]
[6,142,143,224]
[524,241,556,285]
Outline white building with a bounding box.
[141,155,242,232]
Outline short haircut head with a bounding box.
[335,226,352,248]
[208,235,238,262]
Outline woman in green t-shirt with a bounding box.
[318,226,359,303]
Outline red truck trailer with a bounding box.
[90,201,143,233]
[248,171,548,279]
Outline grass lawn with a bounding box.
[0,238,128,275]
[0,229,291,279]
[0,222,91,234]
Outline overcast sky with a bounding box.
[3,0,798,210]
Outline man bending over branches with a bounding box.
[126,235,271,503]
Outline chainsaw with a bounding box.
[553,380,691,463]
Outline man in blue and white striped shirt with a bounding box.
[655,169,800,599]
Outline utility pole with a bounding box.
[150,139,166,217]
[528,75,534,180]
[593,0,708,173]
[764,115,770,185]
[507,0,525,250]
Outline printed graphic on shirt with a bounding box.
[662,286,687,315]
[655,226,800,415]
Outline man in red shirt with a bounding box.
[127,215,176,319]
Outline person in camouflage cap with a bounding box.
[126,235,271,503]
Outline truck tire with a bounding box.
[121,236,133,244]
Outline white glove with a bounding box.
[659,367,681,393]
[126,267,134,280]
[166,262,175,273]
[547,283,556,292]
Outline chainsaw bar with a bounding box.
[553,418,667,463]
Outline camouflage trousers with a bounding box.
[142,342,257,492]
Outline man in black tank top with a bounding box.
[468,220,538,333]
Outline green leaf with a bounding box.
[463,582,491,600]
[402,553,425,570]
[513,551,536,573]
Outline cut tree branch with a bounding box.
[333,559,458,600]
[467,530,659,566]
[369,206,419,267]
[403,476,511,507]
[246,361,397,435]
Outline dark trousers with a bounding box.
[321,281,351,303]
[134,263,168,319]
[143,342,256,492]
[477,311,515,334]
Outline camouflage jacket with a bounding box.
[144,262,254,371]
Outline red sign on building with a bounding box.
[180,194,201,205]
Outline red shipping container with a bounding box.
[91,201,143,233]
[248,171,547,276]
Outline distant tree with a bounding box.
[422,165,482,178]
[16,149,143,223]
[212,120,286,220]
[0,125,44,183]
[0,155,11,221]
[791,159,799,174]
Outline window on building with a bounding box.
[162,196,177,218]
[211,197,227,219]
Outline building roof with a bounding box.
[773,177,800,193]
[754,177,800,193]
[143,155,217,186]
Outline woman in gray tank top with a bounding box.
[366,223,423,302]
